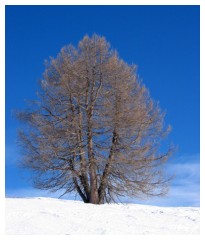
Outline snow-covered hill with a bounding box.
[5,197,199,235]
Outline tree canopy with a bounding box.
[17,34,173,204]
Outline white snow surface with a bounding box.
[6,197,199,235]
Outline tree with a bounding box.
[16,34,173,204]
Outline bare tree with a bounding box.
[16,34,173,204]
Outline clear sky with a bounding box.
[5,5,200,206]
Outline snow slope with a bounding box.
[5,197,199,235]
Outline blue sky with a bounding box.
[5,5,200,206]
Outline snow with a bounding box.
[5,197,199,235]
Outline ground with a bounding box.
[5,197,199,235]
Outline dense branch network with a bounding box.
[17,35,173,204]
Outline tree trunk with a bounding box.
[88,129,99,204]
[89,167,99,204]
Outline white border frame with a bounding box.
[1,1,204,240]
